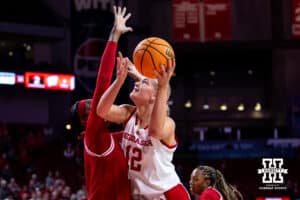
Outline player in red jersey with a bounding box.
[189,165,243,200]
[71,6,133,200]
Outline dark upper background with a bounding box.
[0,0,299,135]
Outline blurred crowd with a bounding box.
[0,123,86,200]
[0,171,86,200]
[0,122,299,200]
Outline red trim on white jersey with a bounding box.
[160,140,177,149]
[160,135,178,149]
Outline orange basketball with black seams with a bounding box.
[132,37,175,79]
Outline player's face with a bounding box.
[189,169,208,195]
[130,78,156,105]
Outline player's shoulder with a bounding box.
[120,104,136,117]
[201,188,221,200]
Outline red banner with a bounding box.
[292,0,300,38]
[203,0,232,41]
[172,0,201,42]
[25,72,75,91]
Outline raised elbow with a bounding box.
[96,105,107,119]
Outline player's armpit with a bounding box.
[98,104,135,124]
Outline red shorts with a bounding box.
[164,184,191,200]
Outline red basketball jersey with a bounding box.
[84,132,130,200]
[84,41,131,200]
[198,187,223,200]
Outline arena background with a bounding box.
[0,0,299,199]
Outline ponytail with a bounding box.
[214,169,240,200]
[198,166,243,200]
[228,184,244,200]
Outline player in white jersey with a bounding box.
[122,110,181,199]
[96,57,190,200]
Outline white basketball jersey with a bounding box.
[122,112,181,200]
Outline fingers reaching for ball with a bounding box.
[154,58,175,88]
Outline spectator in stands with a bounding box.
[76,184,87,200]
[7,178,20,197]
[1,163,13,181]
[189,165,243,200]
[45,170,54,189]
[33,187,43,199]
[43,126,53,137]
[28,173,42,192]
[54,170,63,185]
[63,142,75,161]
[74,143,83,166]
[19,185,29,200]
[61,185,71,200]
[0,153,8,171]
[42,191,50,200]
[0,178,12,199]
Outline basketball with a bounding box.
[132,37,175,79]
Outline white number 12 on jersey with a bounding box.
[125,145,142,171]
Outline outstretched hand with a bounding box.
[111,6,133,41]
[154,58,175,88]
[127,59,144,81]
